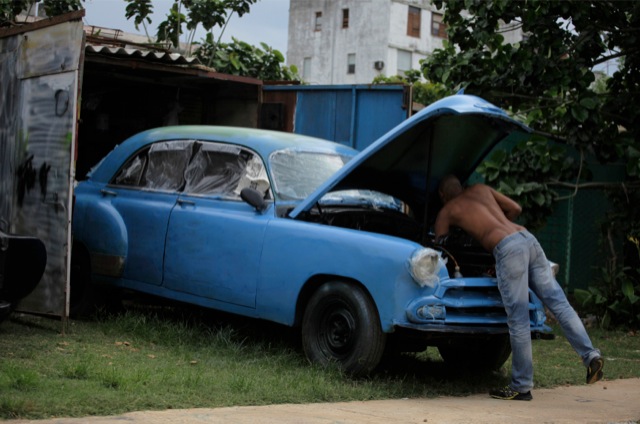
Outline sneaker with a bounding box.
[489,385,533,401]
[586,357,604,384]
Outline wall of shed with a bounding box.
[0,18,84,317]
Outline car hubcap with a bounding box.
[322,307,355,356]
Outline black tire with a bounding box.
[302,281,386,377]
[437,334,511,371]
[0,300,13,324]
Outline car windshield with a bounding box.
[270,149,353,200]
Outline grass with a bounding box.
[1,301,639,420]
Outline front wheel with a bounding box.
[302,281,386,377]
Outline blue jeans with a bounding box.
[493,230,601,392]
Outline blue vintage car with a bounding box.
[71,94,552,376]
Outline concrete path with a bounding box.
[10,378,640,424]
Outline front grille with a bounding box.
[441,284,540,326]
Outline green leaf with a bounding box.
[621,281,639,304]
[573,288,592,306]
[579,97,599,110]
[442,69,451,83]
[570,105,588,123]
[273,49,285,62]
[230,54,241,70]
[532,191,545,206]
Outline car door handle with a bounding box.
[100,189,117,197]
[177,199,195,206]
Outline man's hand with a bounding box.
[435,235,449,246]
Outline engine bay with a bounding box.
[435,227,496,278]
[299,204,496,278]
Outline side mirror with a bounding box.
[240,187,268,212]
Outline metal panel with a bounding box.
[354,89,409,151]
[294,90,340,142]
[261,89,296,132]
[18,22,83,79]
[0,35,21,230]
[265,84,409,150]
[0,17,84,317]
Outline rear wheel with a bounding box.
[70,245,121,318]
[0,300,13,324]
[302,281,386,377]
[437,334,511,371]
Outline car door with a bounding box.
[163,142,271,308]
[107,140,193,286]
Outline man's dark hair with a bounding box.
[439,174,462,202]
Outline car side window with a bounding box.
[183,143,270,198]
[112,140,194,191]
[113,153,147,186]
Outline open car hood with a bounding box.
[289,94,533,220]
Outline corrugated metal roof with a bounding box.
[85,44,201,65]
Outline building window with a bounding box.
[431,12,447,38]
[397,49,412,75]
[347,53,356,74]
[342,9,349,28]
[303,57,312,80]
[314,11,322,31]
[407,6,421,38]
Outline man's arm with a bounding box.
[490,187,522,221]
[434,209,451,242]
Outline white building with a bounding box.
[287,0,448,85]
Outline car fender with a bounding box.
[73,187,128,277]
[256,219,434,331]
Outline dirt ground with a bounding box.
[9,378,640,424]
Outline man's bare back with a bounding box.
[435,181,525,252]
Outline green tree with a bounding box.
[476,136,577,230]
[124,0,297,80]
[125,0,257,52]
[422,0,639,327]
[371,70,452,107]
[1,0,83,27]
[195,34,299,81]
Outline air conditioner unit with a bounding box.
[374,61,384,71]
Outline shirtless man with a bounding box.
[435,175,604,401]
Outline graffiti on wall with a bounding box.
[15,154,53,208]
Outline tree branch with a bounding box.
[593,50,630,66]
[552,180,640,195]
[487,90,563,105]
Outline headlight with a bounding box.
[407,247,442,288]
